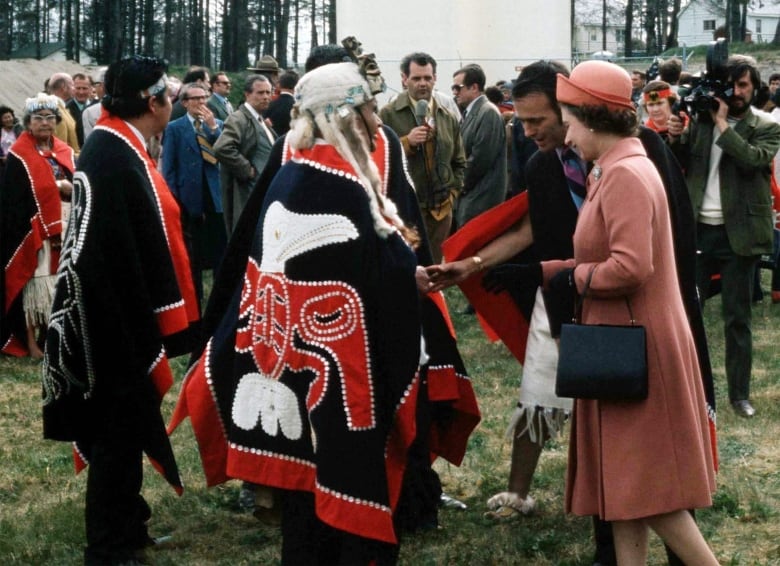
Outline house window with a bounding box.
[756,19,762,33]
[703,20,716,31]
[590,31,597,41]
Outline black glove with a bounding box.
[543,268,576,338]
[482,263,542,295]
[482,263,541,319]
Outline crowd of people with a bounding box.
[2,37,780,565]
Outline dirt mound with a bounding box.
[0,59,93,114]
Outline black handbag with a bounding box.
[555,268,648,401]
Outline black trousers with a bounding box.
[280,490,398,566]
[83,434,150,565]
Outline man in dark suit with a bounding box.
[265,70,298,135]
[213,74,276,233]
[207,71,234,121]
[162,82,226,303]
[66,72,92,147]
[451,63,507,229]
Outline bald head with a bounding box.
[48,72,74,101]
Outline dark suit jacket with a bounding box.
[161,115,223,217]
[65,99,86,147]
[455,95,507,227]
[207,94,232,122]
[265,92,295,135]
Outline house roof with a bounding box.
[0,58,92,115]
[10,41,67,60]
[679,0,779,19]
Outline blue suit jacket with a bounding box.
[162,115,223,216]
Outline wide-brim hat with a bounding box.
[247,54,280,74]
[557,60,634,111]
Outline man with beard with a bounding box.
[669,54,780,419]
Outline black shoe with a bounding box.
[731,400,756,418]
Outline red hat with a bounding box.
[556,60,634,111]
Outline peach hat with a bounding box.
[556,60,634,111]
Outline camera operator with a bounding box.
[668,55,780,419]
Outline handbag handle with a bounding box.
[573,266,638,325]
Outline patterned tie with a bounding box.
[561,147,587,210]
[194,118,218,165]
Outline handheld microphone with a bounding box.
[414,99,429,127]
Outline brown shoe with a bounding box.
[731,400,756,418]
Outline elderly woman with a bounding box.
[542,61,718,564]
[179,62,422,564]
[1,94,74,358]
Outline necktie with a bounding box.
[258,116,275,145]
[562,147,587,211]
[194,118,218,165]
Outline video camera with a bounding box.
[675,38,732,117]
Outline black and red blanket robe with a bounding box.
[173,144,422,544]
[191,126,480,470]
[41,116,199,491]
[1,132,74,356]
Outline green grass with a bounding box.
[3,275,780,564]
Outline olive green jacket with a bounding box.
[379,92,465,212]
[672,108,780,256]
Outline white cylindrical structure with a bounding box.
[337,1,572,102]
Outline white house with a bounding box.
[336,0,571,103]
[677,0,780,46]
[574,0,627,57]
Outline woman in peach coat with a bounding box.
[542,61,719,565]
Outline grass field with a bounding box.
[2,279,780,565]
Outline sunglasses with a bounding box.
[451,83,467,93]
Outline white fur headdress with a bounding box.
[288,63,407,240]
[24,93,60,116]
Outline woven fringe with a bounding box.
[23,275,56,327]
[504,403,568,445]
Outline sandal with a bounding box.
[484,491,535,520]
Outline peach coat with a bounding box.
[543,137,715,521]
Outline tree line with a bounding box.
[0,0,336,70]
[0,1,777,69]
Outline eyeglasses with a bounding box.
[31,114,57,122]
[185,95,208,101]
[215,81,231,86]
[451,83,467,93]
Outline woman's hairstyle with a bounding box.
[0,105,15,119]
[22,93,62,127]
[102,55,169,119]
[562,103,638,137]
